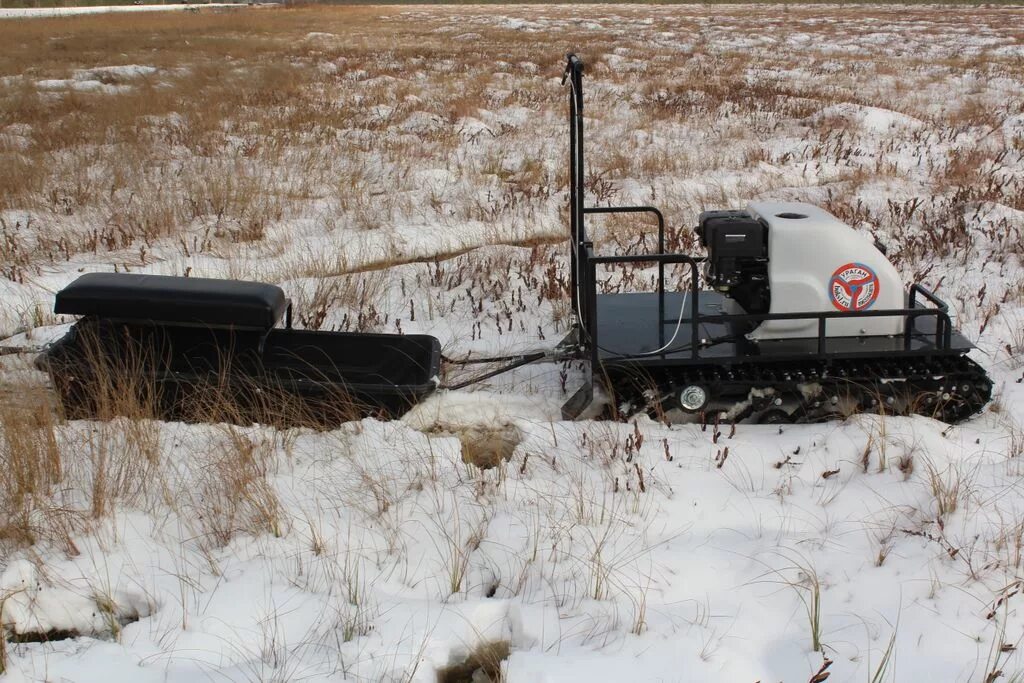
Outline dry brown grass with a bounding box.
[1,8,383,275]
[0,384,297,563]
[0,388,70,552]
[1,4,1020,296]
[188,426,286,547]
[0,317,380,559]
[0,383,161,556]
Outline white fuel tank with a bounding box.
[746,201,904,340]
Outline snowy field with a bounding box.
[0,4,252,20]
[1,4,1024,681]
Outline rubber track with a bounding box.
[613,354,992,424]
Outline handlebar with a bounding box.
[562,53,583,85]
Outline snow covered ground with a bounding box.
[1,4,1023,682]
[0,4,259,20]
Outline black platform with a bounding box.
[594,292,732,361]
[594,291,974,368]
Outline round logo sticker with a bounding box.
[829,262,880,312]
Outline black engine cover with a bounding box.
[698,210,770,318]
[698,210,767,259]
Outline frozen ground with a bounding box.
[1,4,1024,682]
[0,4,260,20]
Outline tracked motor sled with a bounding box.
[558,53,991,423]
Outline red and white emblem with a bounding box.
[829,262,880,312]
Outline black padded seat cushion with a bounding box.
[54,273,288,329]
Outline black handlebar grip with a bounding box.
[562,53,584,84]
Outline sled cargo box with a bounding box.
[39,273,441,425]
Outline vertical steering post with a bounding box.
[563,54,586,326]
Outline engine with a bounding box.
[698,209,770,319]
[699,202,905,340]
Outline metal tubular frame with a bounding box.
[564,55,673,330]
